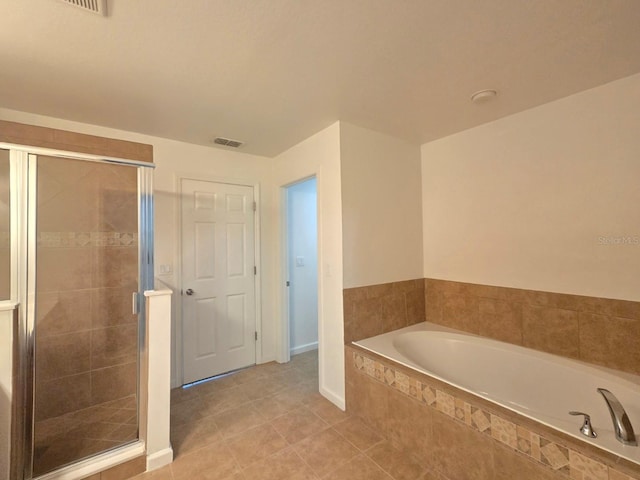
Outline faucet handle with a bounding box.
[569,411,598,438]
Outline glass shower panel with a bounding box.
[0,149,10,300]
[32,156,140,476]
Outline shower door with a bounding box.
[28,154,144,477]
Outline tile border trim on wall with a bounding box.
[351,349,639,480]
[37,232,138,248]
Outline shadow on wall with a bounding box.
[0,384,9,479]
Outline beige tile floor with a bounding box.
[129,350,432,480]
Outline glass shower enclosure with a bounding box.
[5,149,153,479]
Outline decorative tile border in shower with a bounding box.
[351,350,639,480]
[37,232,138,247]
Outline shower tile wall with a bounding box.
[33,157,139,475]
[0,150,10,300]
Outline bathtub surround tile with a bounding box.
[441,294,480,334]
[393,370,410,395]
[493,443,561,480]
[530,432,542,462]
[421,384,436,406]
[491,415,518,449]
[432,411,495,480]
[470,407,491,434]
[347,346,640,480]
[578,313,640,375]
[516,425,532,455]
[609,470,637,480]
[408,377,420,401]
[387,389,434,468]
[343,278,425,342]
[454,398,467,423]
[569,451,608,480]
[381,293,407,333]
[540,440,570,472]
[522,305,580,359]
[435,390,455,418]
[478,298,523,344]
[405,289,426,325]
[423,279,640,377]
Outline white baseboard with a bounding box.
[290,341,318,356]
[319,385,345,411]
[146,447,174,471]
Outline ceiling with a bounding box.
[1,0,639,157]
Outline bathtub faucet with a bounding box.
[597,388,637,446]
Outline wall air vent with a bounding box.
[213,137,244,148]
[58,0,107,16]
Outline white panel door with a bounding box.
[181,179,256,384]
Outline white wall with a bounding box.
[0,108,275,387]
[421,73,640,301]
[287,178,318,355]
[340,122,423,288]
[272,122,345,408]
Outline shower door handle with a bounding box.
[185,288,194,296]
[132,292,140,315]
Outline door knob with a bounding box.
[185,288,194,296]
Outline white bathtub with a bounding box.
[354,322,640,466]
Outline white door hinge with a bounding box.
[253,201,257,212]
[254,331,258,341]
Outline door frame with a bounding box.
[175,173,262,387]
[281,176,318,363]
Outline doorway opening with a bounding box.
[284,177,318,358]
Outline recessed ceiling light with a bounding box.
[471,89,498,104]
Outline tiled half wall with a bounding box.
[343,278,640,376]
[425,278,640,376]
[346,346,640,480]
[343,279,425,344]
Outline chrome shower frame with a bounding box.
[3,143,155,480]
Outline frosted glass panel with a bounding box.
[0,150,9,300]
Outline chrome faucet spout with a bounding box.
[597,388,637,446]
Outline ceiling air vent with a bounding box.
[58,0,107,16]
[213,137,244,148]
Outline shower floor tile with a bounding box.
[33,394,138,476]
